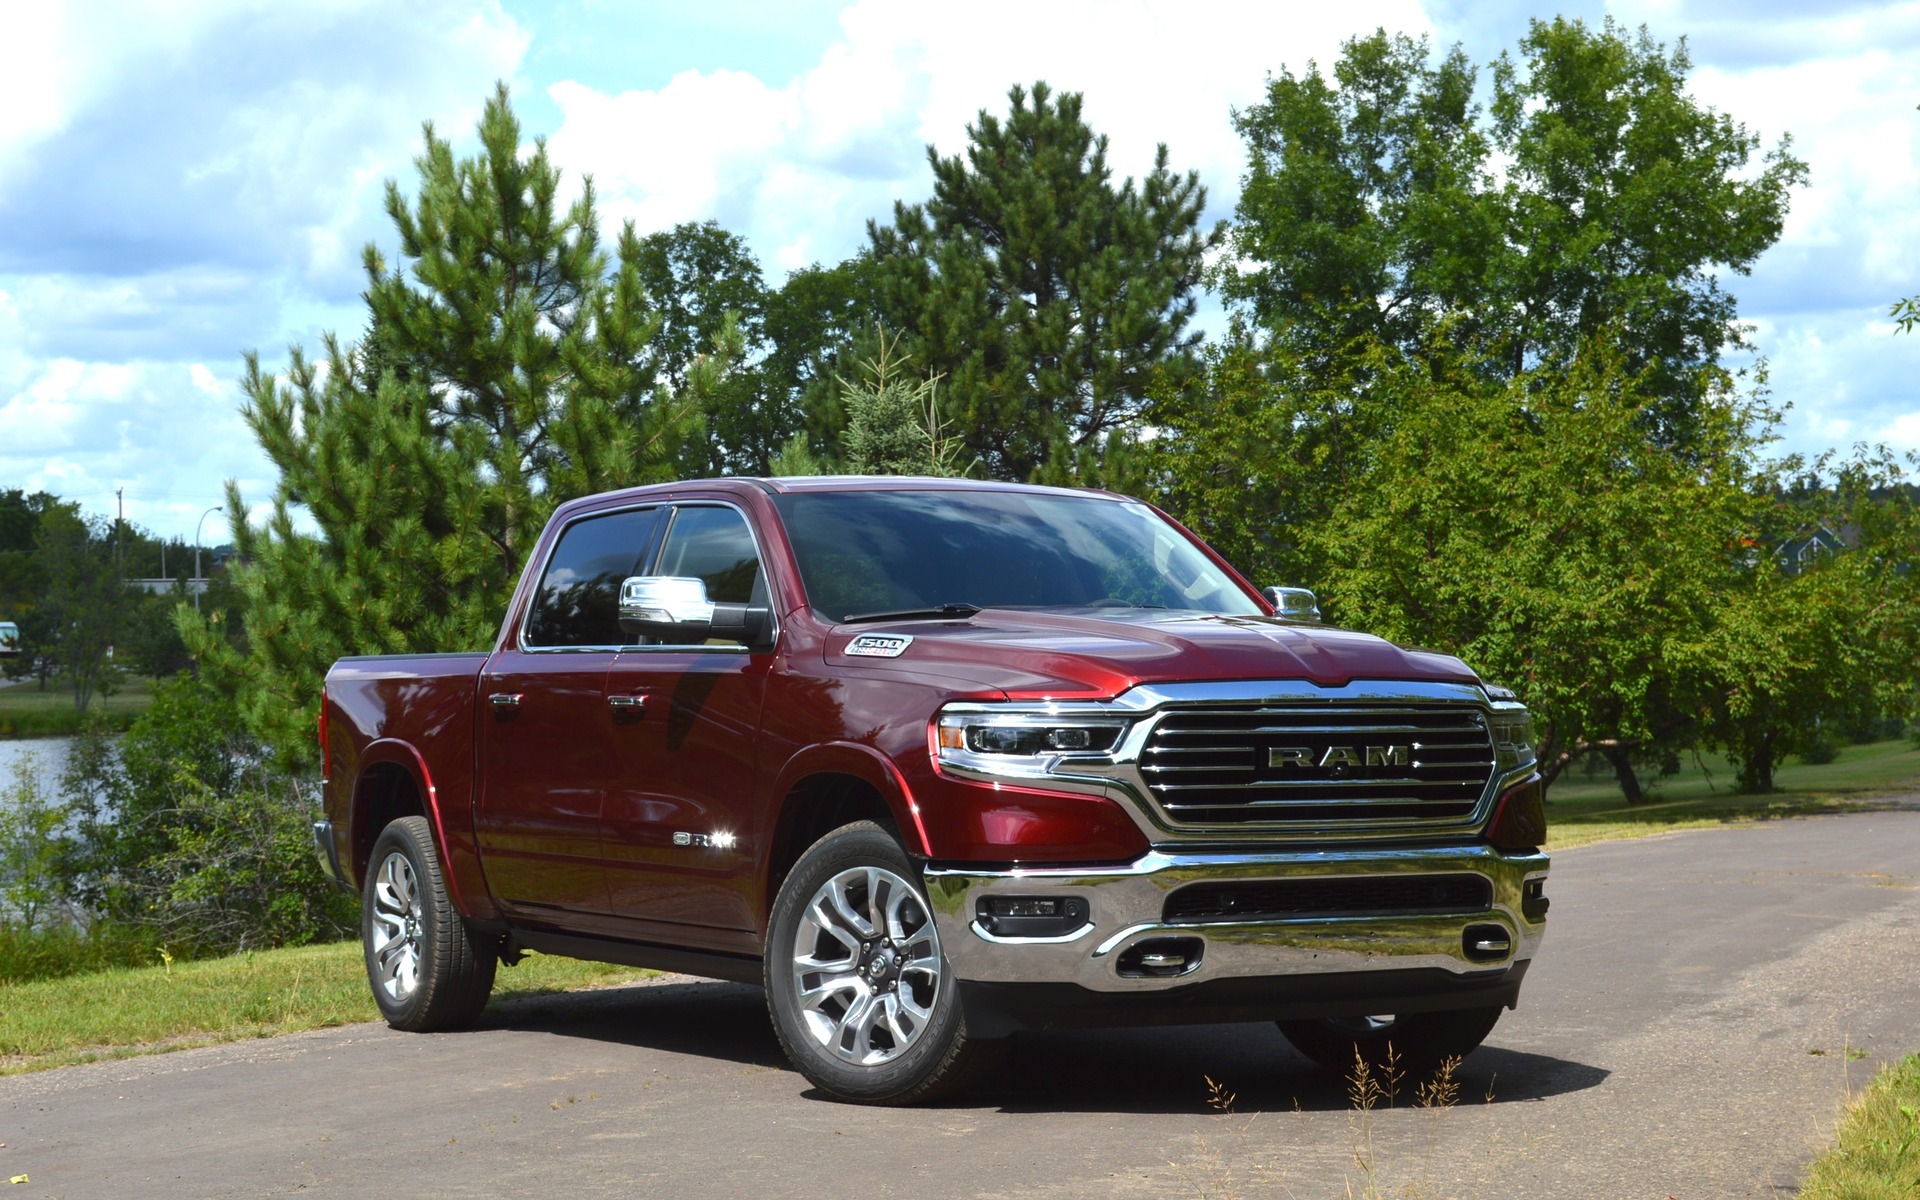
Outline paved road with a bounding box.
[6,809,1920,1199]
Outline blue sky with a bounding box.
[2,0,1917,541]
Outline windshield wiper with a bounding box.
[841,602,983,625]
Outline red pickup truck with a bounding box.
[316,476,1548,1104]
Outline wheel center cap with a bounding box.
[862,943,900,988]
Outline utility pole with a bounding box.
[116,487,124,582]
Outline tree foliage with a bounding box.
[33,505,124,712]
[46,676,355,952]
[870,81,1219,482]
[184,84,733,762]
[1301,348,1769,798]
[1223,20,1807,451]
[836,333,966,477]
[1702,457,1920,791]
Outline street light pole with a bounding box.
[194,506,223,613]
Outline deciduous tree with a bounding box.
[1223,19,1807,452]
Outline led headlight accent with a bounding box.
[1490,707,1537,771]
[935,709,1129,778]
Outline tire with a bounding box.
[764,821,1000,1105]
[362,816,498,1032]
[1277,1005,1504,1079]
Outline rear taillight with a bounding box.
[318,688,331,780]
[1485,775,1545,852]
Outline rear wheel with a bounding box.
[1277,1006,1503,1078]
[765,821,1000,1104]
[362,816,497,1032]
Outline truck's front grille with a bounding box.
[1163,874,1494,923]
[1138,705,1494,827]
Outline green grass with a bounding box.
[0,672,154,736]
[0,940,658,1075]
[1546,737,1920,851]
[1797,1053,1920,1199]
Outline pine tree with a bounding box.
[184,85,729,762]
[869,82,1219,483]
[838,333,964,477]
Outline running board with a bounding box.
[504,928,764,986]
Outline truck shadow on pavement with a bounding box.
[479,977,1607,1115]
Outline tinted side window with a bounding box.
[524,508,661,647]
[656,506,764,605]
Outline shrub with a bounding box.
[13,675,355,958]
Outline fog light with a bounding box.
[975,894,1091,938]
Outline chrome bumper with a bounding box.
[923,845,1547,995]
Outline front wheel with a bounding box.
[764,821,999,1104]
[1277,1006,1504,1078]
[362,816,498,1032]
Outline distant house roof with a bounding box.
[1774,524,1857,576]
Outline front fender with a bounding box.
[763,741,933,857]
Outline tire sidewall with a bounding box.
[362,816,441,1029]
[765,821,968,1103]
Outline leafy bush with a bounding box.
[1,675,355,960]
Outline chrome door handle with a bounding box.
[488,692,523,712]
[606,693,648,712]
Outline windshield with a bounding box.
[771,489,1262,623]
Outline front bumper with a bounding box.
[923,843,1546,1012]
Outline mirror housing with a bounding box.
[1262,586,1322,623]
[618,576,772,648]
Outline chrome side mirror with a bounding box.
[618,576,772,647]
[1262,586,1321,623]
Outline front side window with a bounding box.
[524,507,661,647]
[656,505,766,606]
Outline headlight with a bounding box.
[935,708,1129,778]
[1489,707,1537,771]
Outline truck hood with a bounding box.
[821,607,1481,699]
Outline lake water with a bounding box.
[0,736,75,803]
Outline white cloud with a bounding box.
[1882,410,1920,450]
[0,356,274,535]
[0,0,529,293]
[0,0,533,536]
[544,0,1434,273]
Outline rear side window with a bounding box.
[524,508,661,647]
[656,505,765,605]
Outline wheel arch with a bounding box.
[348,739,477,916]
[763,743,930,922]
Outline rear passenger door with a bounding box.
[476,505,662,922]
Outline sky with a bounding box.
[2,0,1917,543]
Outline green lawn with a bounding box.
[0,672,155,736]
[1546,737,1920,850]
[0,941,658,1074]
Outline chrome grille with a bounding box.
[1139,705,1495,826]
